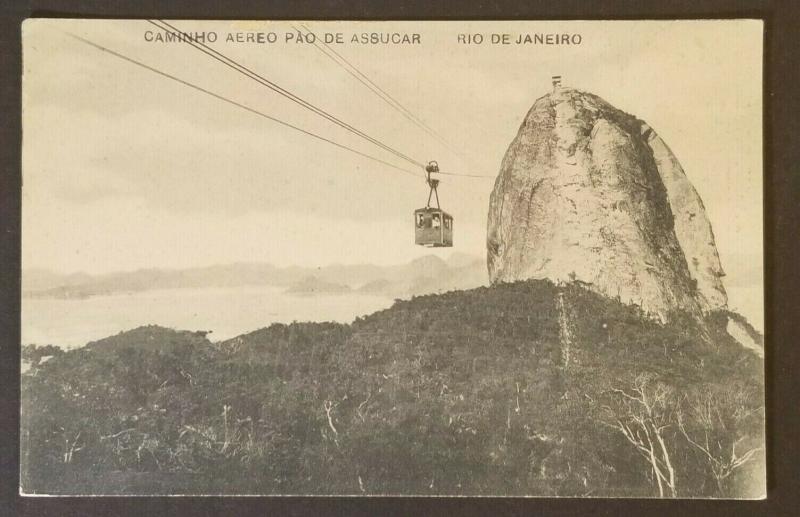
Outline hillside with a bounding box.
[21,280,764,497]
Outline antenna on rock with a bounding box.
[552,75,562,90]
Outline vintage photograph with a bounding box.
[20,19,764,497]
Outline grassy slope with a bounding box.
[21,280,764,496]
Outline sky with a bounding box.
[22,19,763,294]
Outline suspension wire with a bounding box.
[149,19,426,172]
[62,31,421,179]
[296,22,467,161]
[438,171,495,178]
[289,26,493,181]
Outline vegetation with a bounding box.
[20,280,764,496]
[21,344,64,367]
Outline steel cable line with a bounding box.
[295,22,466,160]
[151,20,423,171]
[62,31,421,179]
[149,19,426,172]
[288,25,494,181]
[438,171,495,178]
[154,21,493,182]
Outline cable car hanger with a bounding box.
[425,161,441,209]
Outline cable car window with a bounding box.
[432,214,441,228]
[444,218,451,230]
[416,213,425,228]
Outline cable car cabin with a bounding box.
[414,208,453,247]
[414,160,453,247]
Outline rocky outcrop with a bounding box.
[487,87,727,319]
[642,124,727,310]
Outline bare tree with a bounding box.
[602,373,678,497]
[62,430,83,464]
[323,400,339,436]
[323,400,340,448]
[677,386,764,496]
[556,292,573,368]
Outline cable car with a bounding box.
[414,161,453,247]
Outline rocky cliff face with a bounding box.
[487,87,727,319]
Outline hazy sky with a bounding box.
[22,20,762,287]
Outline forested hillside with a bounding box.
[21,280,764,497]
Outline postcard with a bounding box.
[20,19,764,498]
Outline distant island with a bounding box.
[285,276,352,295]
[22,252,488,300]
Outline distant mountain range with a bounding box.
[22,253,488,300]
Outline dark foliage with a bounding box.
[21,280,764,496]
